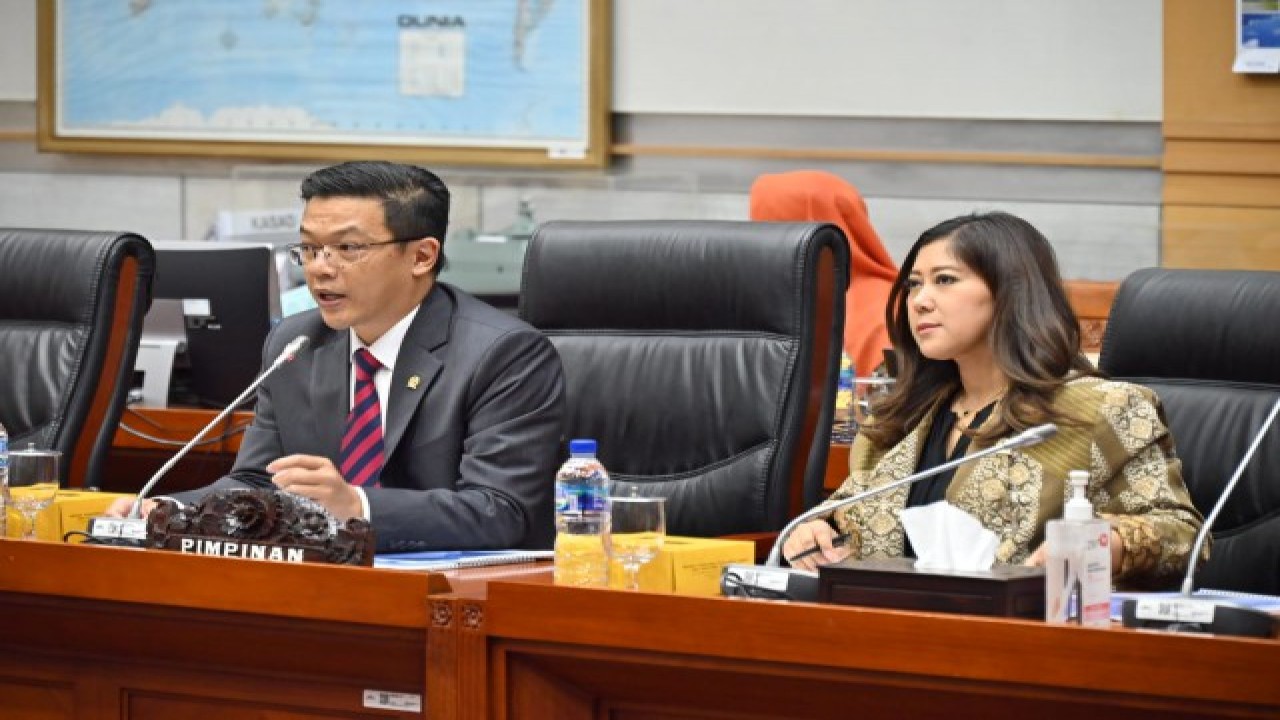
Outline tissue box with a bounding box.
[818,557,1046,618]
[608,536,754,596]
[4,490,130,542]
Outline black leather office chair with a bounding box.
[520,220,848,536]
[1099,268,1280,594]
[0,229,155,488]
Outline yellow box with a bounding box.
[608,536,755,596]
[4,490,131,542]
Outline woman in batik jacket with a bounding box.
[783,212,1202,589]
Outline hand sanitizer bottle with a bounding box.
[1045,470,1112,626]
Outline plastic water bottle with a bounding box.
[553,438,611,587]
[0,420,8,537]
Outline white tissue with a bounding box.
[900,501,999,572]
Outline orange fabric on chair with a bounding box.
[750,171,897,378]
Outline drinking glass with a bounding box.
[5,445,60,540]
[606,497,666,591]
[851,378,896,434]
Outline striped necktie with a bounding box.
[340,348,385,488]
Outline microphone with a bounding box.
[1121,395,1280,638]
[722,423,1059,601]
[87,335,311,546]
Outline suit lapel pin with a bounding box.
[407,375,421,390]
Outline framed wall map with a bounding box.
[38,0,610,167]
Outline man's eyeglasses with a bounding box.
[285,238,417,267]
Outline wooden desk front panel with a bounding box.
[0,539,442,720]
[3,630,414,717]
[484,581,1280,720]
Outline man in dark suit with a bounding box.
[110,161,565,551]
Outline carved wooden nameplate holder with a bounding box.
[146,488,375,566]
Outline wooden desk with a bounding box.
[425,564,555,720]
[0,539,450,719]
[483,580,1280,719]
[1065,279,1119,357]
[0,537,561,720]
[111,406,252,454]
[9,538,1277,719]
[104,406,254,493]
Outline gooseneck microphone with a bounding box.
[764,423,1059,567]
[87,335,310,544]
[721,423,1058,601]
[126,335,310,517]
[1121,395,1280,638]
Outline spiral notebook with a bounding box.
[374,549,554,571]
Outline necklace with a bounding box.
[952,388,1007,418]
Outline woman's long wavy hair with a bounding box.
[861,212,1097,448]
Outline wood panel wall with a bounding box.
[1163,0,1280,269]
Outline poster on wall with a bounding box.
[1235,1,1280,73]
[39,0,611,167]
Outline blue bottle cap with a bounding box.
[568,438,597,455]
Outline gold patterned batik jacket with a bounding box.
[824,377,1204,588]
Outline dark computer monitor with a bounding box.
[147,241,282,408]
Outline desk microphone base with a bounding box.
[721,564,819,602]
[1121,597,1278,638]
[85,516,148,547]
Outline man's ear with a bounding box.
[413,237,442,277]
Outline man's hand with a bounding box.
[104,496,157,518]
[267,454,362,521]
